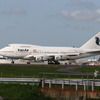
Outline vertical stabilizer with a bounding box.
[81,32,100,49]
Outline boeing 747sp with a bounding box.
[0,32,100,64]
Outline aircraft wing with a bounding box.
[23,53,80,61]
[23,54,53,61]
[85,50,100,55]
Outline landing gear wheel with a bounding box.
[48,60,54,64]
[48,60,60,65]
[11,60,14,64]
[54,60,60,65]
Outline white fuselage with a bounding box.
[0,44,98,61]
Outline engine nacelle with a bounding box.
[23,55,35,60]
[54,55,66,61]
[34,55,47,61]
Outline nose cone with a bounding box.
[0,46,15,57]
[0,49,3,55]
[0,48,6,56]
[0,47,10,56]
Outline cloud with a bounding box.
[9,8,26,14]
[1,8,26,15]
[59,10,100,22]
[68,0,96,8]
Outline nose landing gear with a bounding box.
[11,59,14,64]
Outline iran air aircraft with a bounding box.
[0,32,100,64]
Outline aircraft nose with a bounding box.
[0,47,8,56]
[0,49,4,56]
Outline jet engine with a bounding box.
[54,55,66,61]
[34,55,47,61]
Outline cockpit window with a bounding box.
[7,45,10,47]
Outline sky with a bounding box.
[0,0,100,48]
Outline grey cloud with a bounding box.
[59,10,100,22]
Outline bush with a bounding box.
[0,83,54,100]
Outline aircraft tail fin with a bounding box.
[81,32,100,49]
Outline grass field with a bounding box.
[77,66,100,73]
[0,64,99,78]
[0,64,61,78]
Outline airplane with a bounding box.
[0,32,100,64]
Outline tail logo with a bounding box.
[95,36,100,46]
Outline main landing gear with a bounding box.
[48,60,60,65]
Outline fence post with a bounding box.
[76,81,78,90]
[84,81,86,91]
[82,75,83,85]
[92,81,94,91]
[68,75,70,85]
[49,79,51,88]
[87,75,89,90]
[42,78,45,88]
[62,80,64,89]
[32,79,34,85]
